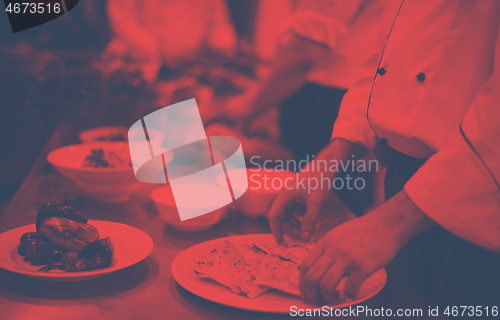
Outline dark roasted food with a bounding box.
[38,264,65,272]
[18,232,44,256]
[21,202,115,273]
[82,148,132,168]
[61,238,114,272]
[82,149,108,167]
[18,232,66,265]
[39,217,99,251]
[36,202,87,232]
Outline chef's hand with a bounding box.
[299,191,436,305]
[269,139,367,243]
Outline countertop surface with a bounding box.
[0,125,447,320]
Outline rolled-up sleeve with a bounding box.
[325,0,385,153]
[405,28,500,253]
[330,76,381,153]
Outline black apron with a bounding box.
[384,147,500,311]
[279,83,346,162]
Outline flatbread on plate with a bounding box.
[193,239,346,299]
[193,241,271,298]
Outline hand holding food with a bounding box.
[193,240,347,301]
[299,191,435,305]
[299,213,402,305]
[269,139,367,243]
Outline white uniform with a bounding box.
[332,0,500,252]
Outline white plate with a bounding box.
[171,234,387,314]
[0,220,154,282]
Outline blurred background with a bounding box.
[0,0,371,215]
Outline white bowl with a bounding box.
[219,168,295,218]
[151,185,227,231]
[79,126,167,152]
[47,142,142,202]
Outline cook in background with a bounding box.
[102,0,295,161]
[269,0,500,307]
[104,0,237,83]
[223,0,384,162]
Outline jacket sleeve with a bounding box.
[327,0,387,154]
[280,0,370,48]
[330,76,381,153]
[405,26,500,253]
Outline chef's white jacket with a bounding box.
[331,0,500,252]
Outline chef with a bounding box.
[269,0,500,306]
[223,0,385,161]
[104,0,237,83]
